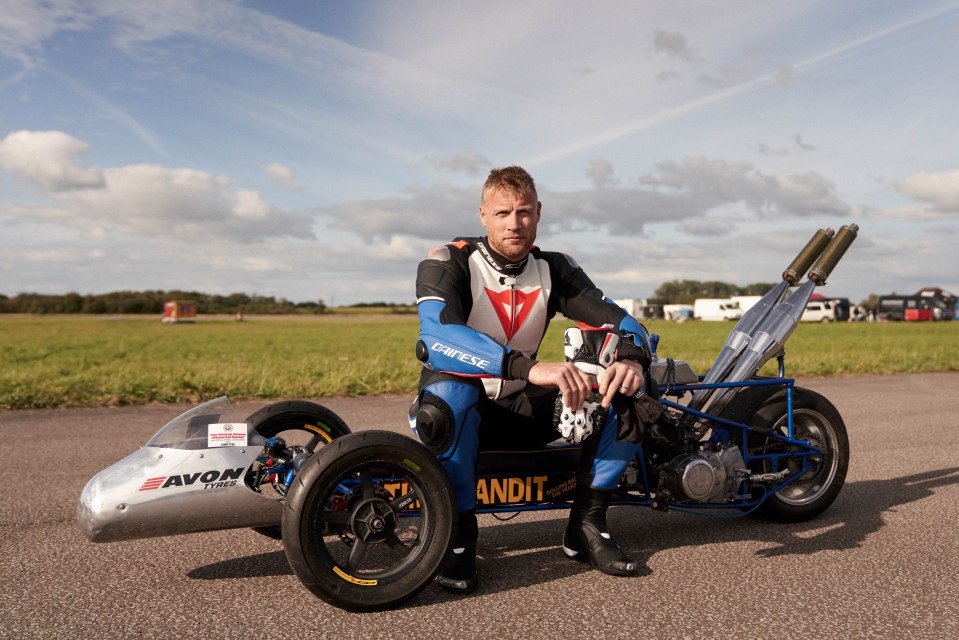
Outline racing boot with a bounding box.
[437,510,478,593]
[562,486,639,576]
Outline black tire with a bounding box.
[246,401,352,539]
[247,400,351,449]
[747,388,849,522]
[283,431,456,612]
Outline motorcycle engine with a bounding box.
[662,445,746,503]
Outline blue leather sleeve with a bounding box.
[610,299,652,353]
[418,299,508,377]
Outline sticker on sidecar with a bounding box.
[137,467,245,491]
[208,422,248,447]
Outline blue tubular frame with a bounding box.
[643,375,821,511]
[316,377,822,519]
[468,373,822,515]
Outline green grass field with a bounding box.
[1,315,956,409]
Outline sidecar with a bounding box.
[77,398,351,543]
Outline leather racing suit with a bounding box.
[413,237,652,512]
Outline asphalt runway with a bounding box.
[2,372,958,639]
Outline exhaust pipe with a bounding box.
[686,228,835,412]
[698,224,858,418]
[808,224,859,286]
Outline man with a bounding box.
[412,165,651,593]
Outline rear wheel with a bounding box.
[747,388,848,522]
[283,431,456,612]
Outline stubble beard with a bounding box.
[489,235,532,262]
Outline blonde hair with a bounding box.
[482,166,537,201]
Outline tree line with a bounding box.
[647,280,782,305]
[0,291,328,315]
[0,280,875,315]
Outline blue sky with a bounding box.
[2,0,958,305]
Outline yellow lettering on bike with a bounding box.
[507,478,525,503]
[546,477,576,500]
[474,475,550,505]
[475,479,489,505]
[490,478,508,504]
[532,476,545,501]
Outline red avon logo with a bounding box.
[138,467,244,491]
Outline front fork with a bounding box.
[250,437,310,498]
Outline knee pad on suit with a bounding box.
[414,394,456,455]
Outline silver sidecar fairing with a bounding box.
[78,397,282,543]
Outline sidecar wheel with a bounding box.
[247,400,351,449]
[747,388,848,522]
[282,431,456,612]
[247,401,352,539]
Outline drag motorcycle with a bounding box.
[79,225,858,612]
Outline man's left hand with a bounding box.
[597,360,645,409]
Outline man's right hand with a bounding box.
[527,362,593,411]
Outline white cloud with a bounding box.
[679,218,738,238]
[0,130,314,243]
[0,130,104,190]
[653,30,698,61]
[542,157,851,236]
[232,189,272,220]
[757,134,817,157]
[263,162,302,191]
[638,156,851,218]
[317,183,480,242]
[586,159,616,189]
[314,157,853,245]
[698,63,758,88]
[896,170,959,215]
[0,0,90,64]
[92,0,509,122]
[204,254,291,273]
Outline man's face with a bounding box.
[479,187,541,262]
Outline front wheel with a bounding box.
[283,431,456,612]
[747,388,849,522]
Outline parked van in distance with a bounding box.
[693,298,743,321]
